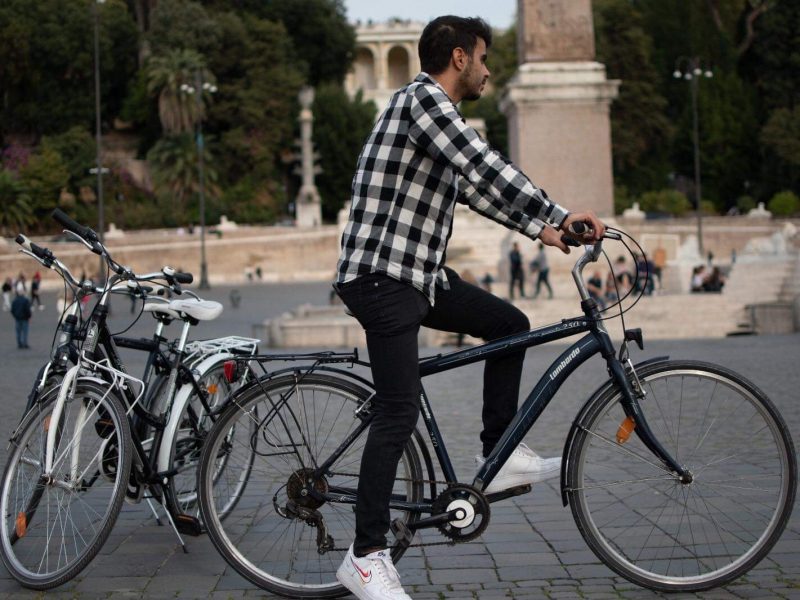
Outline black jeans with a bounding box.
[335,268,530,555]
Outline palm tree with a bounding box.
[0,170,34,235]
[145,49,215,134]
[147,134,220,215]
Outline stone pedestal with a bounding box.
[500,61,619,217]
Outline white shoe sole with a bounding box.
[482,462,560,494]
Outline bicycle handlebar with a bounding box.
[16,234,55,265]
[52,208,98,244]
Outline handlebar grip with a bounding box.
[561,236,582,248]
[16,235,54,262]
[568,221,588,235]
[174,271,193,284]
[52,209,97,242]
[15,234,32,251]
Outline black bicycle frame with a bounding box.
[310,311,689,513]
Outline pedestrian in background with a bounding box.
[2,277,11,311]
[30,271,44,310]
[530,243,553,299]
[508,242,525,299]
[15,272,26,295]
[11,287,32,349]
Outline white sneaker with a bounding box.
[475,443,561,494]
[336,544,412,600]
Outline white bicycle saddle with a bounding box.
[143,301,181,319]
[168,298,223,321]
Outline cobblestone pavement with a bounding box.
[0,285,797,599]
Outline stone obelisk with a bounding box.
[500,0,619,216]
[295,86,322,227]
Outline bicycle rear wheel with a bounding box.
[198,373,424,598]
[567,360,796,592]
[169,361,252,518]
[0,380,132,589]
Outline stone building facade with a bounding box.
[344,19,424,110]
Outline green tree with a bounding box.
[0,0,138,138]
[0,169,34,234]
[147,133,219,218]
[146,0,220,57]
[238,0,355,85]
[312,85,377,220]
[760,107,800,170]
[41,127,96,192]
[767,190,799,216]
[18,147,70,220]
[207,13,306,186]
[595,0,673,196]
[145,48,214,134]
[637,189,691,216]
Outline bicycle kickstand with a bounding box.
[147,497,188,554]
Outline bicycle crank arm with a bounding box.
[403,508,467,531]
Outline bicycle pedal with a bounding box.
[174,514,203,536]
[485,484,532,503]
[390,518,414,546]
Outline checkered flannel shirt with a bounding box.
[336,72,569,305]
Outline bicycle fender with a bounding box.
[157,352,236,473]
[560,355,669,507]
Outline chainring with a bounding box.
[431,483,490,542]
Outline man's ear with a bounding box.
[451,47,468,72]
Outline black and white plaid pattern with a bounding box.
[336,73,569,305]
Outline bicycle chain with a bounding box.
[326,470,480,551]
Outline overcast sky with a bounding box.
[343,0,517,30]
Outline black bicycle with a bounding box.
[196,228,796,597]
[0,212,254,589]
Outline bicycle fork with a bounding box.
[608,356,692,482]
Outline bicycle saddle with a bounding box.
[168,299,223,321]
[143,301,181,319]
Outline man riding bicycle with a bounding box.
[333,15,604,599]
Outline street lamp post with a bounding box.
[180,75,217,289]
[673,57,713,257]
[93,0,106,277]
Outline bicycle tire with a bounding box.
[168,360,253,518]
[567,360,796,592]
[0,379,132,589]
[198,373,425,598]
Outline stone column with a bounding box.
[500,0,619,217]
[295,86,322,227]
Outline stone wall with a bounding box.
[1,225,341,290]
[5,216,796,293]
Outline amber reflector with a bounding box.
[616,416,635,444]
[15,512,27,538]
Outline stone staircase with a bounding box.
[732,250,800,335]
[254,252,799,348]
[490,253,797,342]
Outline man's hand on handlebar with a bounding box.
[539,210,606,254]
[539,225,572,253]
[561,211,605,244]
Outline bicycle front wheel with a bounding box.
[567,360,796,592]
[0,380,132,589]
[198,373,424,598]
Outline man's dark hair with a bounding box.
[418,16,492,75]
